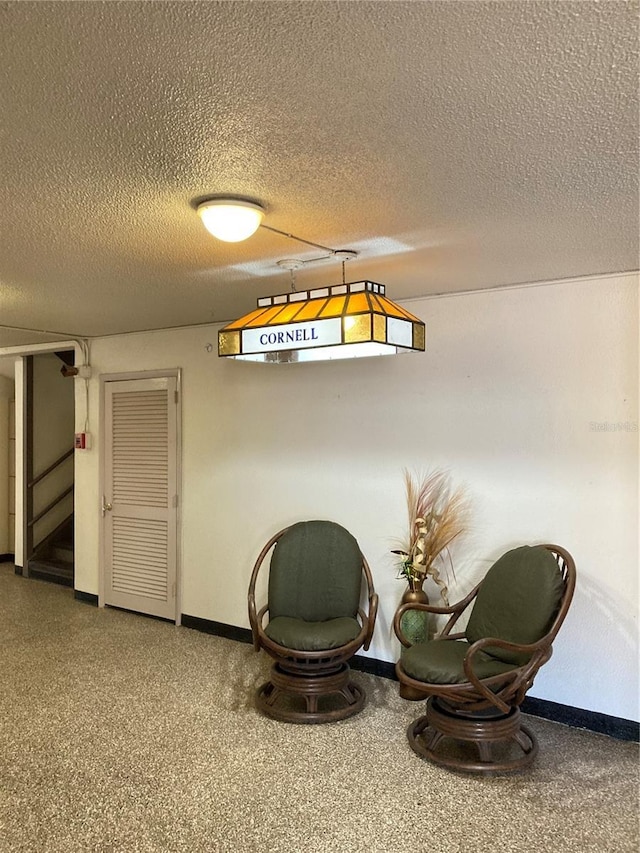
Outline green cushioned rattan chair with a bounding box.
[394,544,576,773]
[248,520,378,723]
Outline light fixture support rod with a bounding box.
[260,224,336,254]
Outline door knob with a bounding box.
[101,496,113,516]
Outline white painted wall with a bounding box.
[74,272,639,721]
[0,359,17,379]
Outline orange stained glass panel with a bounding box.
[243,305,290,328]
[224,306,270,330]
[375,294,423,322]
[292,298,329,321]
[371,294,406,319]
[346,292,372,313]
[265,302,306,324]
[319,296,347,317]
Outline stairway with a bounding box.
[29,516,74,587]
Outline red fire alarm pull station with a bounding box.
[74,432,91,450]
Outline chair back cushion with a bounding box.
[465,545,565,665]
[268,520,363,622]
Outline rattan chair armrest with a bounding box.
[363,593,379,651]
[462,638,513,713]
[247,528,288,652]
[393,578,483,647]
[462,635,550,714]
[250,604,269,652]
[393,600,456,647]
[436,580,484,638]
[248,592,259,649]
[470,635,548,656]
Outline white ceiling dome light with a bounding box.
[197,198,265,242]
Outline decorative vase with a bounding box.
[399,577,430,645]
[398,577,431,701]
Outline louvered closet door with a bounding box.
[104,377,178,620]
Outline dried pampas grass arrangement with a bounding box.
[391,468,470,605]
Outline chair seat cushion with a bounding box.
[265,616,362,651]
[401,639,518,684]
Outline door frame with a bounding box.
[0,340,82,575]
[98,368,182,624]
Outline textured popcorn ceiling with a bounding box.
[0,1,638,344]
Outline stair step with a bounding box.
[28,559,73,587]
[52,545,73,563]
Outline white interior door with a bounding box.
[103,376,178,620]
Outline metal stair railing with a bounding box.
[26,446,74,561]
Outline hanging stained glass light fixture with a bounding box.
[196,196,426,363]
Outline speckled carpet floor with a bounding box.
[1,565,638,853]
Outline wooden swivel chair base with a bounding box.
[406,697,538,774]
[256,659,366,724]
[395,544,576,774]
